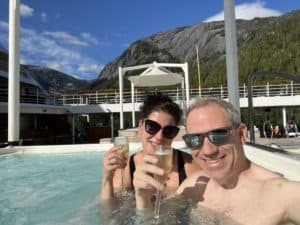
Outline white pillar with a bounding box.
[282,107,287,128]
[224,0,240,118]
[131,82,136,127]
[8,0,20,145]
[183,62,190,106]
[118,67,124,129]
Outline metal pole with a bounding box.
[282,107,287,128]
[196,45,201,97]
[183,62,190,106]
[107,108,114,140]
[131,82,136,127]
[8,0,20,145]
[224,0,241,118]
[118,67,124,129]
[111,112,114,140]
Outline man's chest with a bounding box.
[198,189,284,225]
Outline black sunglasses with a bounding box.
[183,127,233,150]
[144,119,179,139]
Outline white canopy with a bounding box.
[128,66,182,87]
[118,62,189,129]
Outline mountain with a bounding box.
[1,10,299,92]
[0,50,89,93]
[92,10,300,89]
[21,65,90,93]
[0,43,7,53]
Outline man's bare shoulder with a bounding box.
[249,163,283,181]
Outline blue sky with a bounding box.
[0,0,299,80]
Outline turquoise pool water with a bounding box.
[0,152,103,225]
[0,150,242,225]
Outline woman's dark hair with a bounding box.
[139,93,182,125]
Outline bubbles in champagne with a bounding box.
[118,144,129,160]
[155,150,172,183]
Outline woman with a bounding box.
[100,93,200,199]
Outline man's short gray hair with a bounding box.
[186,97,241,126]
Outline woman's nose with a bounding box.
[153,129,164,141]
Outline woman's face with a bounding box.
[139,111,178,154]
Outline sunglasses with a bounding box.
[144,119,179,139]
[183,127,233,150]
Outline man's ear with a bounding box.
[238,123,248,144]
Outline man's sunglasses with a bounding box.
[183,127,233,150]
[144,119,179,139]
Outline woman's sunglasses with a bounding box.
[144,119,179,139]
[183,127,233,150]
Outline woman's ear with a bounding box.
[138,120,144,135]
[238,123,248,144]
[138,119,143,128]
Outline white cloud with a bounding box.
[122,42,130,48]
[204,1,282,22]
[0,19,101,80]
[0,21,8,30]
[43,61,62,71]
[78,63,103,74]
[20,4,34,17]
[18,27,102,79]
[81,32,99,45]
[43,31,89,47]
[40,12,47,23]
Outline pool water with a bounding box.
[0,150,241,225]
[0,152,103,225]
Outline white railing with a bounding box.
[57,82,300,105]
[1,82,299,106]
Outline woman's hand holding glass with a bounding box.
[133,146,172,217]
[103,146,127,181]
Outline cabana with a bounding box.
[118,61,189,128]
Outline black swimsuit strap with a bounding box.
[176,149,187,184]
[129,153,136,187]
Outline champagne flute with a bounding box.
[153,145,173,220]
[114,136,129,198]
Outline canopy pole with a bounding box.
[118,67,124,129]
[183,62,190,106]
[131,82,136,127]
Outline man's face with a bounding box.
[186,104,244,183]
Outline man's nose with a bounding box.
[201,136,218,155]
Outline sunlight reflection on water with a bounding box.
[100,193,240,225]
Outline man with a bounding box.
[133,97,300,225]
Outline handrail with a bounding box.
[1,82,300,106]
[247,72,300,143]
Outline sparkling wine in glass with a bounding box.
[114,136,129,198]
[153,145,173,220]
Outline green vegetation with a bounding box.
[189,12,300,88]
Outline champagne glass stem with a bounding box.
[154,189,162,219]
[121,168,126,196]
